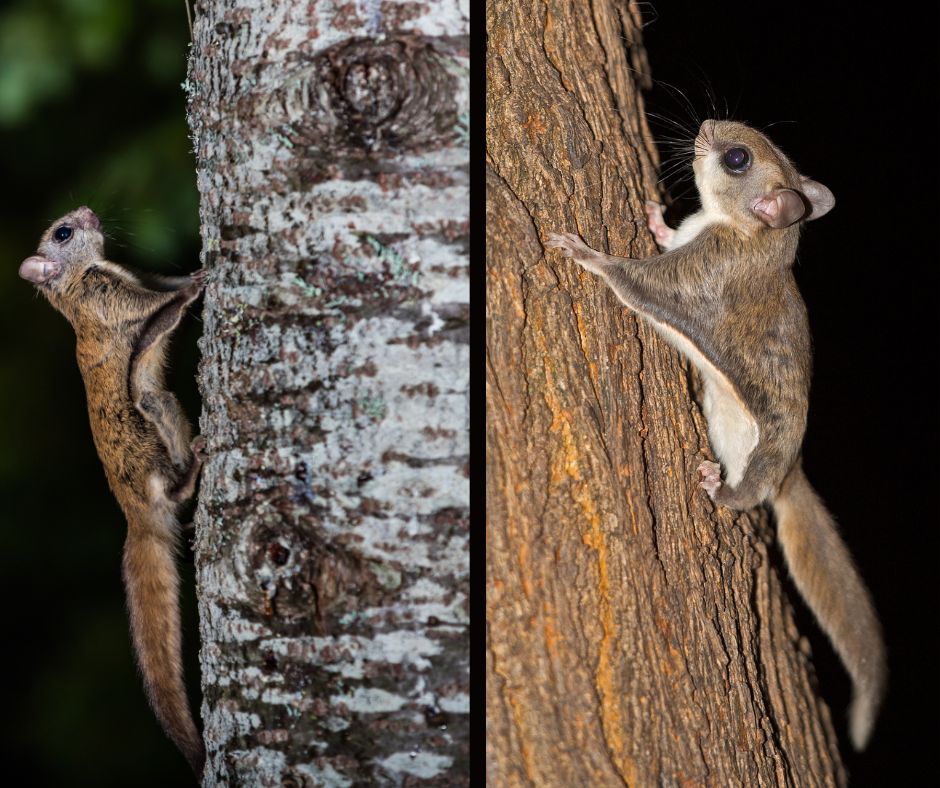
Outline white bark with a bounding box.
[185,1,469,784]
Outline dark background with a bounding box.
[644,2,939,783]
[0,0,200,784]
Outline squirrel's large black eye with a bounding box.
[53,225,73,243]
[722,147,751,173]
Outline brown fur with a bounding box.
[774,463,886,749]
[548,121,886,749]
[19,207,206,775]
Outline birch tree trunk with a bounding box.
[486,2,845,785]
[186,2,469,785]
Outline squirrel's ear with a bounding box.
[752,188,806,229]
[799,177,835,220]
[18,256,60,284]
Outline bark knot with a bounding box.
[266,36,464,162]
[237,517,381,632]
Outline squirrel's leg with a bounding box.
[169,437,205,504]
[131,276,204,467]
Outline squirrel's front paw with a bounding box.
[644,201,675,248]
[181,270,207,302]
[189,268,207,289]
[546,232,598,259]
[546,232,606,274]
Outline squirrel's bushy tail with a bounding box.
[123,525,205,775]
[772,462,887,750]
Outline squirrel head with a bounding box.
[19,206,105,289]
[19,206,108,325]
[692,120,834,232]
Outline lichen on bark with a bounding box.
[186,1,469,784]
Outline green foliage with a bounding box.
[0,0,132,124]
[0,0,199,270]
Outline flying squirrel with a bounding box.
[19,206,206,775]
[548,120,887,751]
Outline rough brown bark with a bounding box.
[486,2,845,785]
[186,1,469,785]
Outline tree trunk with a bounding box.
[186,2,469,785]
[486,2,845,785]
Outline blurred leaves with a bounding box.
[0,0,198,271]
[71,118,200,262]
[0,0,132,124]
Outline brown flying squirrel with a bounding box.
[19,206,206,775]
[548,120,886,751]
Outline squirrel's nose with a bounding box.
[75,206,101,231]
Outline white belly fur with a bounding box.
[666,210,716,251]
[646,318,758,488]
[648,210,758,485]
